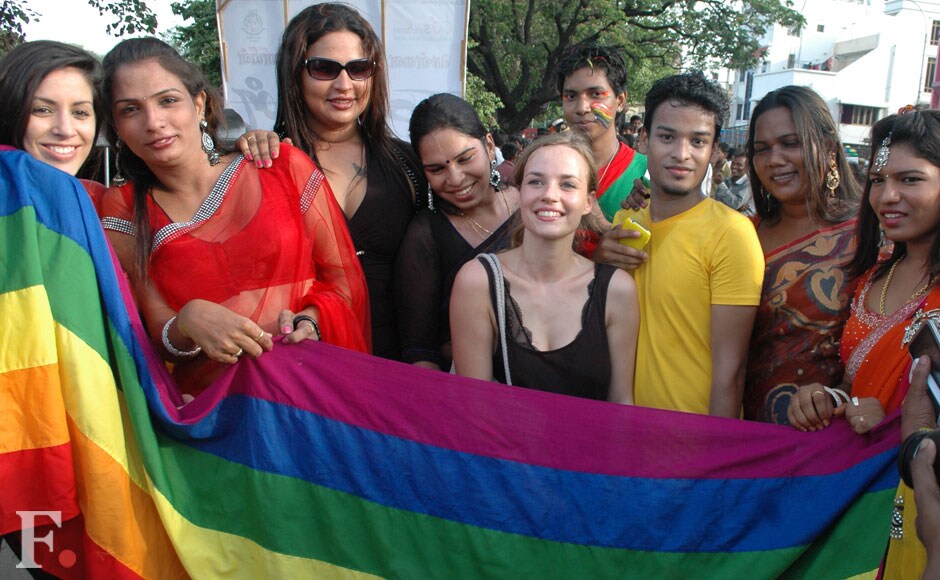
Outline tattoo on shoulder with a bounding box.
[353,162,367,177]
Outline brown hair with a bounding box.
[746,85,859,225]
[509,131,603,248]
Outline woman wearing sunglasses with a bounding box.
[99,37,369,396]
[239,3,425,361]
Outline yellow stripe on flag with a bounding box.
[0,285,56,373]
[149,487,379,580]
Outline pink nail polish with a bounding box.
[282,325,292,334]
[265,160,272,168]
[246,153,253,161]
[257,159,264,168]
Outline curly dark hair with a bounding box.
[643,71,729,138]
[555,43,628,96]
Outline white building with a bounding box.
[723,0,940,157]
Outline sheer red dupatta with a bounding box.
[101,145,370,393]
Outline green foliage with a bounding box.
[86,0,156,36]
[0,0,36,55]
[468,0,804,133]
[465,71,504,129]
[0,0,155,55]
[163,0,221,88]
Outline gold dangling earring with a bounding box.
[825,153,840,201]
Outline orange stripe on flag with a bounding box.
[0,364,69,453]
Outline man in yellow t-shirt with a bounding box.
[595,72,764,417]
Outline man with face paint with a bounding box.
[556,44,647,222]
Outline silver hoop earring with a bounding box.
[201,118,220,166]
[426,183,436,211]
[489,159,501,191]
[112,139,127,186]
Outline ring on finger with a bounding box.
[233,347,244,358]
[255,329,265,341]
[852,396,860,406]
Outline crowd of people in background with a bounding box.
[3,1,940,574]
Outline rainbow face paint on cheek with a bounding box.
[591,102,614,129]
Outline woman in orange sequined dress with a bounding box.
[787,109,940,434]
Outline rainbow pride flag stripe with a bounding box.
[0,147,898,579]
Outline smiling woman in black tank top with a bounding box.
[449,132,639,402]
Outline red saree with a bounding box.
[841,269,940,413]
[101,145,369,393]
[744,220,858,423]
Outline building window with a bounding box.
[925,57,937,93]
[787,53,796,69]
[787,24,801,37]
[736,104,744,121]
[817,24,825,33]
[932,20,940,46]
[840,104,880,126]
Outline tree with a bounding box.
[468,0,804,133]
[0,0,155,56]
[465,71,504,129]
[163,0,221,88]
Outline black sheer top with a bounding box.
[481,257,615,400]
[394,209,516,367]
[347,139,424,360]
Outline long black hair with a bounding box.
[102,37,228,277]
[848,110,940,284]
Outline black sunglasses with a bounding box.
[303,57,375,81]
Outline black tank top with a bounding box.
[480,257,615,400]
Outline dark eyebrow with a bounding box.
[871,168,928,178]
[422,146,475,169]
[113,87,185,106]
[754,132,798,145]
[33,96,94,107]
[565,85,607,93]
[653,124,713,138]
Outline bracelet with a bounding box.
[825,386,850,407]
[162,316,202,358]
[293,314,321,341]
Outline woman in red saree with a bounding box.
[99,38,368,395]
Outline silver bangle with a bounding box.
[162,315,202,358]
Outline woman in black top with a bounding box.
[395,93,520,369]
[450,132,638,402]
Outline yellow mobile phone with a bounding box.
[612,209,651,250]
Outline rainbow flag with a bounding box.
[0,147,901,579]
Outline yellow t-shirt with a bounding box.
[631,198,764,414]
